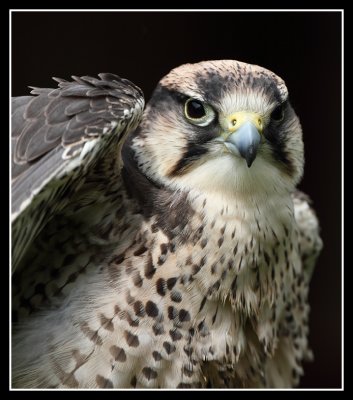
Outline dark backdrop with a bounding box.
[11,11,342,389]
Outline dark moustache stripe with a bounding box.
[121,141,194,242]
[264,103,296,177]
[167,144,208,176]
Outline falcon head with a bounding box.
[128,60,304,199]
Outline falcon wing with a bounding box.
[292,190,323,282]
[11,73,144,270]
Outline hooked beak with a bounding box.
[222,112,262,167]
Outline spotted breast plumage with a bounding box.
[11,60,322,388]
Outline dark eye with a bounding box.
[184,98,216,126]
[185,99,206,119]
[271,105,284,121]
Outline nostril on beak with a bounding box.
[231,119,237,126]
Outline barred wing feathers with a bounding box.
[11,73,144,270]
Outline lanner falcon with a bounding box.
[11,60,322,388]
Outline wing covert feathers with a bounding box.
[11,73,144,269]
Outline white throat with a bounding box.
[169,153,294,215]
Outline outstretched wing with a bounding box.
[11,73,144,270]
[292,190,323,282]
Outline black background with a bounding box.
[11,11,342,389]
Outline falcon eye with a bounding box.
[186,99,205,119]
[184,98,216,127]
[270,104,284,122]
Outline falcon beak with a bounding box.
[222,112,262,167]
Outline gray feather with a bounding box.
[11,73,145,270]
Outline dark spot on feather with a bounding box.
[183,365,194,377]
[231,276,237,295]
[96,375,113,388]
[152,351,162,361]
[233,243,238,256]
[163,341,176,354]
[124,330,139,347]
[212,307,218,325]
[180,274,193,285]
[144,253,156,279]
[167,277,177,290]
[125,291,135,305]
[133,245,147,257]
[286,314,294,323]
[184,345,193,357]
[152,323,165,336]
[126,313,139,327]
[211,263,217,274]
[142,367,157,381]
[160,243,168,255]
[179,309,191,322]
[264,251,270,266]
[271,266,275,280]
[256,218,261,231]
[238,256,243,271]
[125,262,135,275]
[132,271,143,288]
[168,306,177,320]
[192,264,201,275]
[199,296,207,312]
[130,376,137,387]
[158,255,166,266]
[145,301,159,318]
[198,320,209,337]
[171,291,182,303]
[200,238,208,249]
[169,241,176,253]
[185,255,192,265]
[274,252,279,263]
[170,329,182,341]
[177,383,192,388]
[133,300,145,317]
[64,272,79,286]
[113,254,125,264]
[100,314,114,332]
[156,278,167,296]
[33,282,47,298]
[110,345,126,362]
[80,322,103,346]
